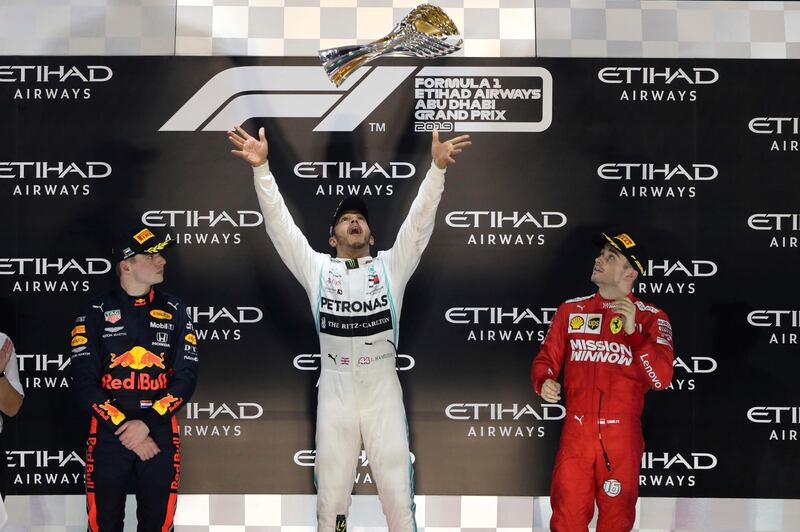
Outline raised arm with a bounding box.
[228,125,324,292]
[382,131,471,283]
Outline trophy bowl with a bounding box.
[319,4,463,87]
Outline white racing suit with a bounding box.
[253,161,446,531]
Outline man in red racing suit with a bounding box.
[532,232,673,532]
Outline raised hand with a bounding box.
[611,298,637,335]
[228,126,268,167]
[432,130,471,170]
[0,337,13,373]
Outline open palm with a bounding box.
[228,126,268,167]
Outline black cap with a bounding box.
[114,226,176,262]
[330,196,369,235]
[593,232,646,276]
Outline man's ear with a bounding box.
[625,267,639,283]
[119,259,131,273]
[328,236,338,249]
[369,235,375,246]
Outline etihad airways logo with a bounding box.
[598,163,718,200]
[1,161,111,197]
[637,259,718,296]
[0,257,111,293]
[1,64,113,101]
[747,406,800,441]
[639,451,718,488]
[747,309,800,346]
[17,353,71,390]
[748,213,800,249]
[143,210,262,227]
[188,305,264,342]
[748,117,800,152]
[446,402,565,438]
[598,66,718,103]
[143,210,263,246]
[446,306,555,343]
[445,210,567,246]
[0,65,112,83]
[294,161,414,179]
[295,161,414,196]
[598,67,718,85]
[182,402,264,438]
[5,450,86,487]
[160,65,552,133]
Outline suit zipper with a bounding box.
[598,391,612,472]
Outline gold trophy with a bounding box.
[319,4,462,87]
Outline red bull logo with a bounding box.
[109,346,165,370]
[95,400,125,425]
[185,333,197,346]
[153,394,181,415]
[102,371,168,391]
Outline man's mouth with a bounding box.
[349,226,362,235]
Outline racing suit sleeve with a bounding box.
[69,305,129,431]
[627,310,674,391]
[531,303,568,395]
[140,302,199,432]
[381,162,446,285]
[253,161,325,293]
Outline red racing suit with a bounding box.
[531,292,673,532]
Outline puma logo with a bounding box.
[92,303,104,312]
[328,354,337,364]
[574,415,584,426]
[167,301,179,310]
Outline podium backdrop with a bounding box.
[1,57,798,499]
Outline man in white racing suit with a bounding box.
[228,126,471,531]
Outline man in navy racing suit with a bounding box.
[228,125,471,531]
[71,227,198,531]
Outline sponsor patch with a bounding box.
[150,309,173,320]
[635,301,659,314]
[104,326,124,333]
[134,228,155,244]
[610,316,623,334]
[71,335,88,347]
[71,325,86,336]
[71,346,87,354]
[140,400,153,409]
[657,336,672,347]
[104,309,122,324]
[569,314,586,332]
[185,333,197,346]
[603,479,622,497]
[615,233,635,248]
[586,314,602,334]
